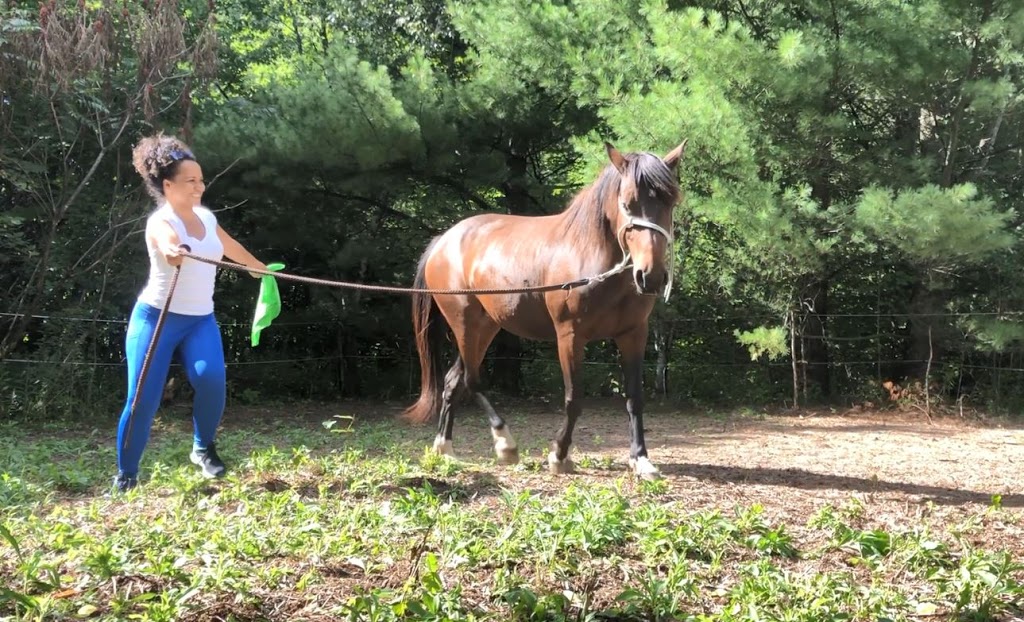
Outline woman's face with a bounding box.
[163,160,205,208]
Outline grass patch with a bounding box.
[1,411,1022,621]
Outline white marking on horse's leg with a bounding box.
[433,434,454,458]
[629,456,662,481]
[547,451,575,475]
[491,426,519,465]
[474,392,518,464]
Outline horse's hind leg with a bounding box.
[476,392,519,465]
[549,330,585,474]
[433,356,467,457]
[459,318,518,464]
[436,303,517,464]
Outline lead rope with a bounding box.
[178,220,672,299]
[121,245,187,451]
[121,240,625,451]
[179,252,621,295]
[118,221,672,450]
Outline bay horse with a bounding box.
[402,140,687,480]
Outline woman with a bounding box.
[113,133,266,492]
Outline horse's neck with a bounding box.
[552,200,622,270]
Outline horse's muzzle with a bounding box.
[633,268,666,296]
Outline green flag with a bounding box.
[251,262,285,347]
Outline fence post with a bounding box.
[925,325,933,422]
[790,309,799,409]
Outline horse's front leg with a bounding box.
[549,331,585,474]
[616,327,661,480]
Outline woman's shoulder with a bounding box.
[195,205,218,225]
[145,203,174,227]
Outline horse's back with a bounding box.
[428,212,559,284]
[422,212,562,339]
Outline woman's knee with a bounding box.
[187,359,226,391]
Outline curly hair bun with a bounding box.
[131,133,196,199]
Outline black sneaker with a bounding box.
[190,443,226,478]
[112,473,138,492]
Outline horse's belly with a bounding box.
[503,318,557,341]
[479,295,557,341]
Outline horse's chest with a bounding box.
[559,287,656,338]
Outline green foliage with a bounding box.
[855,183,1015,266]
[931,549,1024,620]
[6,0,1024,413]
[967,317,1024,352]
[734,325,790,362]
[735,504,799,559]
[2,415,1022,621]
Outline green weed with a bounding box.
[0,414,1021,622]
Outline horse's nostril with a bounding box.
[634,269,646,290]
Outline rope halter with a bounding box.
[610,197,675,303]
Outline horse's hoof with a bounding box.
[547,452,575,474]
[496,447,520,465]
[491,428,519,465]
[432,436,455,458]
[492,432,519,465]
[629,457,662,481]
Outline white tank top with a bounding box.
[137,204,225,315]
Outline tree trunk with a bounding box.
[941,23,985,188]
[902,279,943,382]
[343,334,363,397]
[802,171,834,400]
[899,16,988,383]
[653,315,672,396]
[490,330,522,394]
[0,223,56,359]
[801,281,831,399]
[337,328,363,397]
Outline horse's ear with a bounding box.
[663,139,689,171]
[605,142,628,173]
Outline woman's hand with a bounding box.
[162,244,186,267]
[151,223,187,267]
[247,260,269,279]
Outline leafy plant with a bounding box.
[931,549,1024,620]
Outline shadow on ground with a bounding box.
[658,461,1024,507]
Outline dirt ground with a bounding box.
[106,398,1024,621]
[249,398,1024,498]
[230,397,1024,555]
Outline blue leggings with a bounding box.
[116,301,226,478]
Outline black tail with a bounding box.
[401,239,447,424]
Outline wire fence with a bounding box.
[7,310,1024,324]
[0,311,328,328]
[4,308,1022,368]
[4,307,1024,414]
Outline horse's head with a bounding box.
[605,140,687,300]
